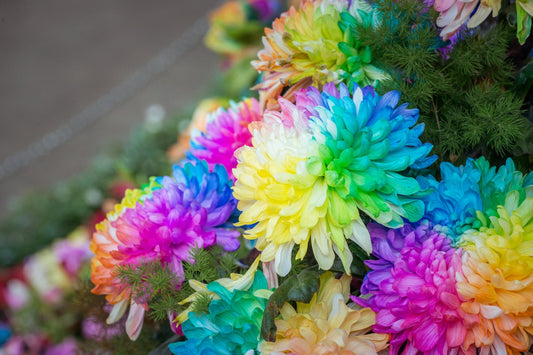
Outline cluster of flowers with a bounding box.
[88,0,532,354]
[0,227,110,354]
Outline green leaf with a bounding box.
[260,269,321,341]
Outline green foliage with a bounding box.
[357,0,531,165]
[115,244,249,324]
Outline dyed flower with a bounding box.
[457,192,533,352]
[457,192,533,353]
[259,271,389,354]
[434,0,532,44]
[233,83,435,275]
[188,98,263,180]
[168,270,271,355]
[361,231,472,354]
[90,160,239,340]
[417,159,483,240]
[252,0,388,108]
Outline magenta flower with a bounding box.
[361,231,472,354]
[189,98,262,180]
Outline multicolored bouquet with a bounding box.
[4,0,532,354]
[88,0,533,353]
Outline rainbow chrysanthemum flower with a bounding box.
[168,270,271,355]
[361,230,473,354]
[119,160,240,273]
[258,271,389,354]
[457,193,533,353]
[233,83,435,275]
[417,159,483,240]
[188,98,263,181]
[90,160,239,340]
[252,0,388,108]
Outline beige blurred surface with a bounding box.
[0,1,221,215]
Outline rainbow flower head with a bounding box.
[233,83,435,275]
[457,192,533,353]
[90,160,239,339]
[252,0,388,108]
[417,159,483,240]
[188,98,263,181]
[168,270,270,355]
[361,230,472,354]
[458,193,533,303]
[259,271,389,354]
[118,160,240,274]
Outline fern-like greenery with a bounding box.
[357,0,530,166]
[115,243,250,323]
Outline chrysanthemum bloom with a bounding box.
[434,0,532,44]
[189,98,263,180]
[456,193,533,353]
[233,83,435,275]
[416,159,483,241]
[362,231,473,354]
[91,160,239,340]
[117,160,239,271]
[252,0,388,108]
[168,270,271,355]
[259,271,389,354]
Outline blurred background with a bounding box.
[0,0,220,218]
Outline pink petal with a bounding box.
[126,301,145,341]
[446,321,467,347]
[434,0,457,12]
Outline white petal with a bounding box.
[275,242,295,277]
[106,299,128,324]
[467,5,492,28]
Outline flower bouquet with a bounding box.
[18,0,533,354]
